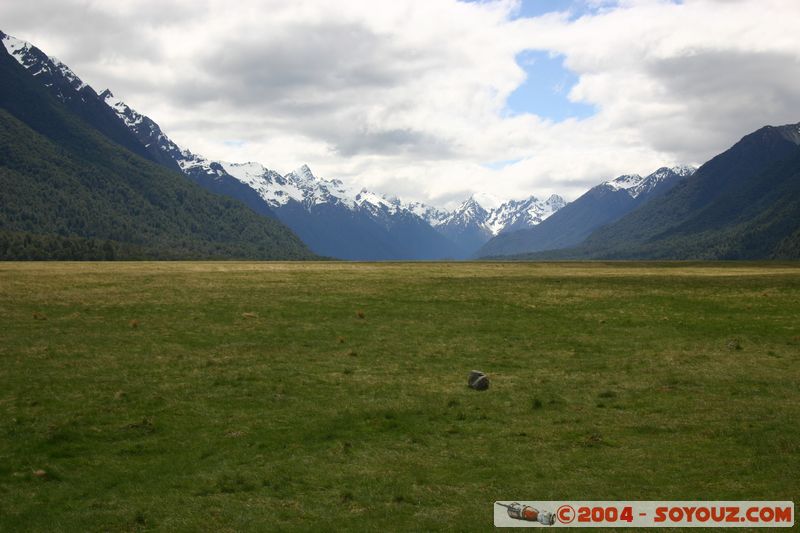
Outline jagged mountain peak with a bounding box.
[460,195,490,212]
[484,194,567,235]
[96,89,186,170]
[1,31,36,67]
[668,165,696,177]
[102,90,142,126]
[425,191,567,241]
[1,30,89,97]
[445,197,490,227]
[604,173,643,192]
[546,193,566,204]
[406,202,450,227]
[602,165,696,199]
[291,164,316,182]
[48,56,86,89]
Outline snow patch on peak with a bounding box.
[604,174,644,193]
[102,90,147,129]
[226,162,405,214]
[1,32,31,63]
[406,202,449,226]
[176,150,212,171]
[2,32,90,97]
[412,192,567,236]
[602,165,696,199]
[292,164,316,182]
[484,194,566,235]
[452,197,489,223]
[221,161,302,206]
[103,90,127,111]
[670,165,696,177]
[49,56,87,90]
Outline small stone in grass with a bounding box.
[33,469,47,478]
[468,370,489,391]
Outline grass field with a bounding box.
[1,262,798,531]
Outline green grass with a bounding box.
[1,262,798,531]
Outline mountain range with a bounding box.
[1,29,798,261]
[101,88,568,259]
[1,31,572,260]
[477,166,694,257]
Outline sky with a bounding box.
[2,0,799,207]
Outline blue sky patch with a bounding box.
[506,0,683,20]
[505,50,595,121]
[511,0,578,19]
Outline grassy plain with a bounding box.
[0,261,798,531]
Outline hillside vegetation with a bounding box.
[0,49,313,260]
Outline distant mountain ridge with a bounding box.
[90,62,568,258]
[478,165,694,258]
[510,123,800,260]
[408,194,567,256]
[101,94,569,259]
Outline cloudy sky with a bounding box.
[2,0,799,206]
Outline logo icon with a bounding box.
[496,502,556,525]
[557,504,576,524]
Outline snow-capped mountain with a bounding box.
[485,194,567,235]
[97,83,454,241]
[408,193,567,255]
[1,31,86,101]
[96,84,564,258]
[100,89,189,171]
[406,202,450,227]
[420,194,566,236]
[430,197,492,255]
[0,30,164,165]
[221,161,404,220]
[95,88,462,258]
[602,166,695,198]
[477,165,696,258]
[442,197,490,230]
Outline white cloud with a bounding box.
[2,0,799,207]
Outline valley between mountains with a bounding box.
[2,30,799,260]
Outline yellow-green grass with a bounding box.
[1,262,798,531]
